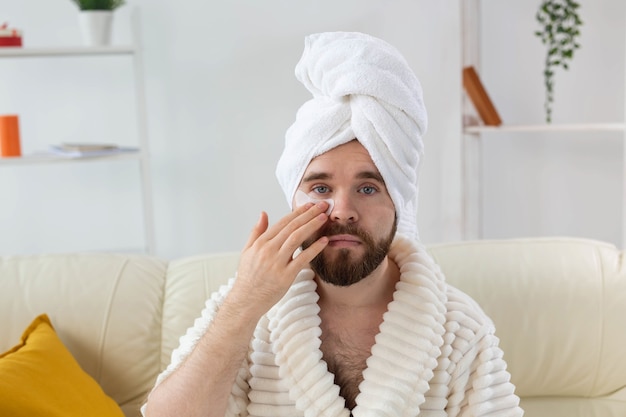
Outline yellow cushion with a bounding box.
[0,314,124,417]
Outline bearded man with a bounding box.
[143,32,523,417]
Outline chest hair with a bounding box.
[320,326,379,410]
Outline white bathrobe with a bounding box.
[149,236,523,417]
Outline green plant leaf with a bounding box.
[71,0,125,10]
[535,0,583,123]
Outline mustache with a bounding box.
[319,222,371,242]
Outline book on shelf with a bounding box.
[462,66,502,126]
[48,143,139,158]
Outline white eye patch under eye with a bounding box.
[294,190,334,215]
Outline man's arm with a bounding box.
[143,201,329,417]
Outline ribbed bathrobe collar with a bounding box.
[266,235,448,417]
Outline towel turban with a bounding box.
[275,31,427,239]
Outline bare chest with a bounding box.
[320,325,380,410]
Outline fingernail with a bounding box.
[316,200,333,215]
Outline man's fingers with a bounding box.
[278,211,327,258]
[269,201,329,244]
[249,201,328,251]
[289,235,329,272]
[243,211,268,250]
[242,200,329,274]
[262,202,317,240]
[235,203,330,312]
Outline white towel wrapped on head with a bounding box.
[275,31,428,239]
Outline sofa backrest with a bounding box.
[161,252,240,370]
[428,237,626,414]
[0,252,169,417]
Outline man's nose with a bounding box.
[330,191,358,223]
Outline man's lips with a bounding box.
[326,234,362,247]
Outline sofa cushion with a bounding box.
[428,237,626,401]
[0,253,168,417]
[0,314,124,417]
[161,252,240,370]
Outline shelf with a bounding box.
[460,0,626,247]
[464,123,626,135]
[0,9,155,255]
[0,46,135,58]
[0,151,144,166]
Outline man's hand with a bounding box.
[143,204,329,417]
[230,201,330,317]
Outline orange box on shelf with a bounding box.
[0,115,22,157]
[0,23,22,47]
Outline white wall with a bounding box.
[479,0,625,246]
[1,0,623,258]
[0,1,461,258]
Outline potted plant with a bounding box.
[71,0,126,46]
[534,0,583,123]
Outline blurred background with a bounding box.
[0,0,624,259]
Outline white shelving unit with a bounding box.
[465,123,626,134]
[0,13,155,254]
[461,0,626,246]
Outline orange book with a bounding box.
[462,66,502,126]
[0,115,22,157]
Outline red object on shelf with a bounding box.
[0,23,22,47]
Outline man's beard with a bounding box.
[302,218,397,287]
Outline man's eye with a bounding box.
[360,186,377,195]
[313,186,329,194]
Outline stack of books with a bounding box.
[49,143,138,158]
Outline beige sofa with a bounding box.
[1,237,625,416]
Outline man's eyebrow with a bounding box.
[301,172,331,183]
[357,171,385,184]
[301,171,385,184]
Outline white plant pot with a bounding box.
[78,11,113,46]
